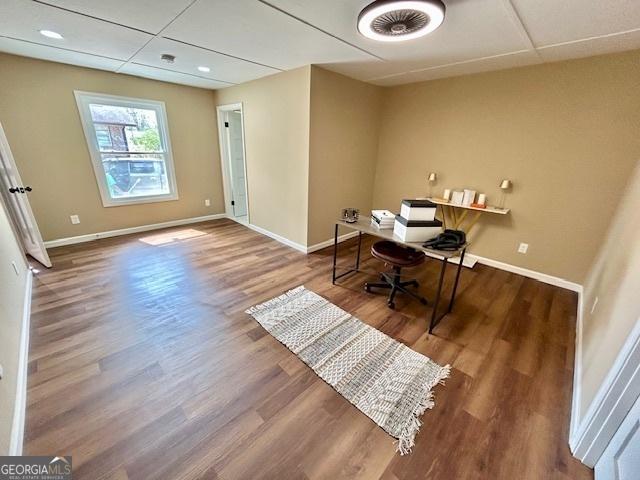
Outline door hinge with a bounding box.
[224,122,229,128]
[231,200,235,206]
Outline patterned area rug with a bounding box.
[246,286,450,454]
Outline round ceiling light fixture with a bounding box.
[357,0,445,42]
[39,29,64,40]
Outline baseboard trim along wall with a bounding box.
[9,270,32,456]
[569,318,640,467]
[306,231,360,253]
[469,254,583,292]
[43,214,227,248]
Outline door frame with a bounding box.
[216,103,249,225]
[571,317,640,467]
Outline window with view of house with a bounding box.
[74,91,178,206]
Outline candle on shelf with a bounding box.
[478,193,486,205]
[443,189,451,201]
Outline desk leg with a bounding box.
[429,257,448,334]
[447,248,466,313]
[355,231,362,270]
[332,223,339,284]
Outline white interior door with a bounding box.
[0,122,51,267]
[227,111,247,218]
[596,393,640,480]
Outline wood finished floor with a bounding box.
[26,219,592,480]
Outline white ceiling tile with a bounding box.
[538,29,640,63]
[119,62,231,89]
[368,50,541,86]
[0,0,152,60]
[129,37,280,85]
[36,0,195,35]
[0,36,125,71]
[512,0,640,47]
[267,0,532,68]
[161,0,373,70]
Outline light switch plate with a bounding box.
[518,243,529,254]
[70,215,80,224]
[205,199,211,207]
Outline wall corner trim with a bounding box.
[9,270,32,456]
[569,316,640,467]
[246,223,308,253]
[43,214,227,248]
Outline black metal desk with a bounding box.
[331,219,467,334]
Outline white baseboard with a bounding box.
[43,214,226,248]
[306,231,360,254]
[246,223,308,254]
[570,289,584,444]
[9,270,32,456]
[469,254,582,292]
[569,317,640,467]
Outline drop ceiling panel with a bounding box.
[538,29,640,63]
[512,0,640,47]
[161,0,373,70]
[267,0,532,68]
[130,37,280,85]
[36,0,195,35]
[0,36,125,71]
[0,0,151,60]
[369,50,541,86]
[119,63,231,89]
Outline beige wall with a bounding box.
[579,160,640,417]
[0,197,30,454]
[307,67,382,246]
[374,50,640,283]
[214,67,311,246]
[0,53,224,241]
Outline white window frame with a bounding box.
[74,90,179,207]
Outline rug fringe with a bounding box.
[396,363,452,455]
[245,285,306,315]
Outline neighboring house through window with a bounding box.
[74,91,179,206]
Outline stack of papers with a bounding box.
[371,210,395,229]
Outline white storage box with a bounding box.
[400,199,437,221]
[393,216,443,242]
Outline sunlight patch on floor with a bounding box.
[139,228,208,246]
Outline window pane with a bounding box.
[101,153,170,199]
[89,104,163,153]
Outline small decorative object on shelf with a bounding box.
[477,193,486,206]
[342,207,359,223]
[427,172,437,197]
[470,203,487,209]
[442,188,451,201]
[498,179,512,210]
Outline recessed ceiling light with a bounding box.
[39,29,64,40]
[357,0,445,42]
[197,66,210,73]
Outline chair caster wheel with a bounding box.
[387,301,395,309]
[364,284,371,293]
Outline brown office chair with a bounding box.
[364,240,428,309]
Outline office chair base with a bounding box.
[365,270,428,309]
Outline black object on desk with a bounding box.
[331,219,467,334]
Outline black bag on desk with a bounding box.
[423,229,466,251]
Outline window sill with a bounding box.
[101,193,179,208]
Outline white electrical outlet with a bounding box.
[518,243,529,254]
[70,215,80,224]
[205,199,211,207]
[591,296,599,314]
